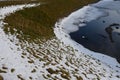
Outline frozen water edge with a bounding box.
[54,0,120,71]
[0,0,120,80]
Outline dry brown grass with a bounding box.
[3,0,98,40]
[0,75,3,80]
[0,0,39,7]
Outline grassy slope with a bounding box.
[0,0,39,7]
[3,0,97,40]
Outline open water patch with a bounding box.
[70,9,120,63]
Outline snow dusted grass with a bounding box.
[2,33,120,80]
[0,0,120,80]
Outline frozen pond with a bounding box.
[54,0,120,74]
[70,1,120,63]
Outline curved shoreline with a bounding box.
[54,0,120,71]
[0,1,120,80]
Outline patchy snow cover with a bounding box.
[0,4,45,80]
[0,0,120,80]
[54,0,120,75]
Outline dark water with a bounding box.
[70,11,120,63]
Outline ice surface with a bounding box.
[54,0,120,72]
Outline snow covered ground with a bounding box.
[0,0,120,80]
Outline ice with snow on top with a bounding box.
[54,0,120,71]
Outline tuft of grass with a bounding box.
[31,69,36,73]
[0,69,7,73]
[17,74,24,80]
[3,0,98,41]
[46,68,58,74]
[0,75,3,80]
[11,68,15,73]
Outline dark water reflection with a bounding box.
[70,10,120,62]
